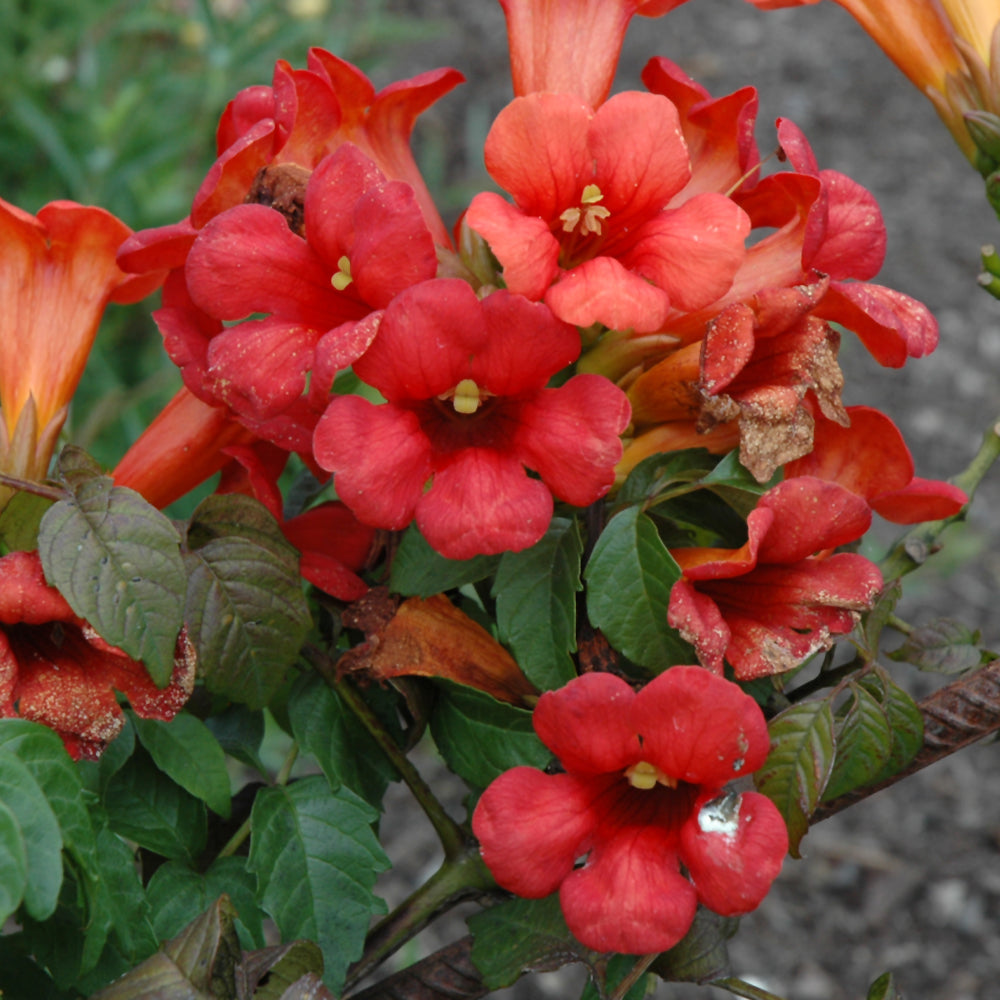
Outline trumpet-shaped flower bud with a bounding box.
[0,199,161,508]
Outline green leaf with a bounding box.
[287,672,396,808]
[754,698,836,857]
[248,776,389,992]
[247,941,327,1000]
[698,448,778,516]
[0,722,113,975]
[429,682,550,789]
[37,465,186,687]
[132,712,232,818]
[616,448,716,507]
[858,579,902,661]
[0,749,64,920]
[0,489,54,553]
[90,894,241,999]
[204,703,267,775]
[21,823,158,989]
[867,970,904,1000]
[822,682,893,802]
[468,895,582,990]
[493,517,582,691]
[146,857,266,949]
[585,505,690,670]
[89,823,159,962]
[103,747,207,862]
[389,523,500,597]
[889,618,984,674]
[857,666,924,785]
[183,494,312,709]
[582,954,653,1000]
[652,908,739,984]
[0,797,28,926]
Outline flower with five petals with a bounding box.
[472,667,788,954]
[312,279,630,559]
[465,90,750,333]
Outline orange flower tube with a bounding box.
[745,0,1000,160]
[0,198,162,504]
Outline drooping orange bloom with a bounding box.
[0,199,162,506]
[744,0,1000,161]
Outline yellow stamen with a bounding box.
[625,760,677,790]
[558,183,611,235]
[331,255,353,291]
[451,378,483,415]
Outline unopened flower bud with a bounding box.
[965,110,1000,175]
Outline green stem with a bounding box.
[217,740,300,859]
[344,848,496,994]
[303,643,467,859]
[879,414,1000,581]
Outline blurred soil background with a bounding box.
[4,0,1000,997]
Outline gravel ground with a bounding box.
[373,3,1000,997]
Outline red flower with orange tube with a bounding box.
[472,667,788,954]
[313,279,630,559]
[465,89,750,334]
[668,477,883,679]
[0,198,162,507]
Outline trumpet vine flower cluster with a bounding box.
[0,0,978,977]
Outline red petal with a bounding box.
[476,292,581,395]
[472,768,600,898]
[872,478,968,523]
[546,255,673,332]
[561,825,697,954]
[532,672,640,774]
[0,551,74,625]
[632,666,771,785]
[483,93,595,224]
[667,578,731,675]
[465,193,560,300]
[513,377,629,507]
[622,192,749,312]
[755,477,872,565]
[352,279,486,400]
[416,447,553,559]
[810,170,886,280]
[191,119,277,229]
[205,318,317,420]
[186,204,345,327]
[817,281,938,366]
[313,396,432,530]
[642,57,760,200]
[589,92,690,220]
[785,405,914,499]
[680,790,788,915]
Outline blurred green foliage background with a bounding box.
[0,0,444,471]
